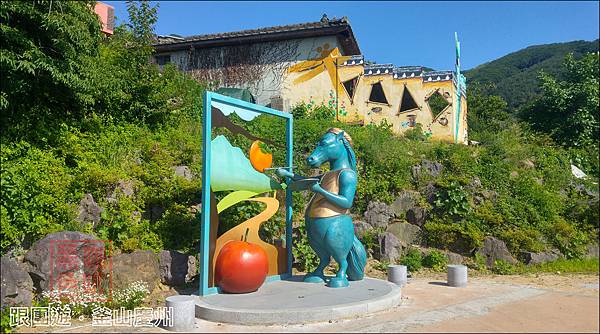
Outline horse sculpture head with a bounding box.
[307,128,357,171]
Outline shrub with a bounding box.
[491,259,517,275]
[40,281,107,317]
[424,221,484,255]
[109,281,150,310]
[423,250,448,271]
[400,248,423,272]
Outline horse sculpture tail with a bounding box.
[346,235,367,281]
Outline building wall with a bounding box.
[94,2,114,35]
[283,55,468,143]
[155,36,341,106]
[155,38,468,143]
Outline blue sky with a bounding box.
[105,1,599,70]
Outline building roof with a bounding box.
[153,15,361,55]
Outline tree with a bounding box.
[0,0,101,139]
[466,83,513,140]
[520,53,599,148]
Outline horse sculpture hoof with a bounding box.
[303,274,325,283]
[327,277,349,288]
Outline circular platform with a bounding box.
[195,275,401,325]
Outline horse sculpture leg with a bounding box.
[303,217,329,283]
[323,215,354,288]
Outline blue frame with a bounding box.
[200,91,294,296]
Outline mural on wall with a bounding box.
[287,46,351,112]
[187,40,301,103]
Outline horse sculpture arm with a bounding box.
[311,169,357,209]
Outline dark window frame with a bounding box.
[368,81,389,105]
[398,85,419,113]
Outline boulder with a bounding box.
[406,207,427,227]
[422,182,439,204]
[106,180,135,204]
[172,165,194,181]
[364,201,394,229]
[159,251,198,286]
[75,194,103,227]
[386,222,421,246]
[390,190,420,217]
[377,232,405,263]
[1,256,34,308]
[108,250,160,291]
[444,250,465,265]
[412,160,443,180]
[353,220,373,238]
[476,236,517,268]
[585,244,599,259]
[520,159,535,169]
[520,250,561,265]
[24,231,104,293]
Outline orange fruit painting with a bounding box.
[249,140,273,172]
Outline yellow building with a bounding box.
[285,51,468,143]
[153,16,468,143]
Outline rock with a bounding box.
[75,194,103,227]
[353,220,373,238]
[406,207,427,227]
[520,250,561,265]
[585,244,599,259]
[24,231,104,293]
[386,222,421,246]
[377,232,405,263]
[107,180,135,203]
[364,201,394,229]
[390,190,420,217]
[520,159,535,169]
[159,251,197,286]
[476,236,517,268]
[422,182,439,204]
[109,250,160,291]
[412,160,443,180]
[172,165,194,181]
[1,256,34,307]
[188,204,201,215]
[571,164,587,179]
[444,251,464,265]
[467,177,482,189]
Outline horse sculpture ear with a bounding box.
[336,131,346,142]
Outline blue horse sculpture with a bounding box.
[278,128,367,288]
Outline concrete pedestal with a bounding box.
[387,265,408,287]
[447,265,468,287]
[195,275,401,325]
[165,295,196,331]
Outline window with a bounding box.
[399,86,418,112]
[427,90,450,119]
[342,76,359,102]
[156,55,171,66]
[369,82,388,104]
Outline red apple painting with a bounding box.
[215,234,269,293]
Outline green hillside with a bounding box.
[464,39,599,109]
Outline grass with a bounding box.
[522,258,599,274]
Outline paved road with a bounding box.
[26,274,599,333]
